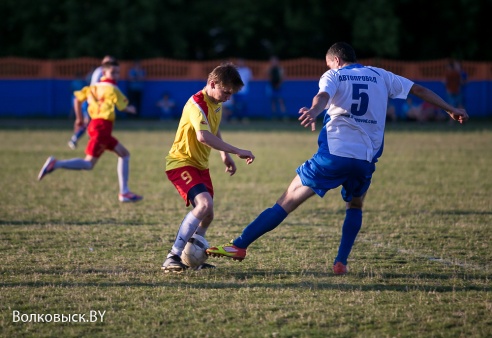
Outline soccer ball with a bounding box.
[181,234,209,268]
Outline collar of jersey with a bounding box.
[339,63,363,71]
[100,77,117,85]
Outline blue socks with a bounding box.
[233,203,288,249]
[335,208,362,265]
[71,126,87,143]
[72,126,87,141]
[232,204,362,264]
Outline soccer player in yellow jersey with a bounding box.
[38,61,143,203]
[162,63,255,272]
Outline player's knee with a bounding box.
[85,161,94,170]
[194,199,214,218]
[347,199,363,209]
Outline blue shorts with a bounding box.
[82,101,90,119]
[296,152,375,202]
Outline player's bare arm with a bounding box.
[299,91,330,130]
[196,130,255,164]
[409,84,469,124]
[217,130,238,175]
[72,97,85,132]
[122,105,137,114]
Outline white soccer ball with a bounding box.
[181,234,209,268]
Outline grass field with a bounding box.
[0,118,491,338]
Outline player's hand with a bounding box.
[74,118,84,132]
[223,155,237,176]
[449,108,469,124]
[298,107,316,131]
[237,150,255,165]
[224,163,237,176]
[125,105,137,114]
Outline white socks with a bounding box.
[55,158,92,170]
[169,211,202,257]
[117,156,130,194]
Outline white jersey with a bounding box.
[319,63,413,162]
[237,66,252,95]
[90,66,104,85]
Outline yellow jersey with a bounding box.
[74,78,129,122]
[166,89,222,170]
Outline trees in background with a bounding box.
[0,0,489,61]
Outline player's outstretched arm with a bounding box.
[197,130,255,165]
[122,105,137,114]
[298,92,330,131]
[409,84,469,124]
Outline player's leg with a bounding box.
[333,159,374,275]
[207,175,315,260]
[163,168,214,272]
[37,155,95,181]
[174,190,213,256]
[333,194,365,275]
[113,142,142,203]
[163,189,213,272]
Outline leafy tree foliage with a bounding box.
[0,0,489,60]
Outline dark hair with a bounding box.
[326,42,357,63]
[102,55,116,64]
[102,60,120,69]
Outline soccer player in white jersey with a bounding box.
[207,42,469,275]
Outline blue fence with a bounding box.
[0,80,490,119]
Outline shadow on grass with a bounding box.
[0,220,154,227]
[3,207,490,227]
[2,118,492,133]
[2,280,489,293]
[2,269,490,293]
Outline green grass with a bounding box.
[1,118,491,338]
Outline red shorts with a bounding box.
[166,166,214,206]
[85,119,119,158]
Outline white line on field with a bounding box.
[359,239,488,271]
[397,248,485,270]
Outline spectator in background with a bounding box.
[68,55,116,150]
[386,100,397,123]
[267,56,287,120]
[403,98,447,123]
[445,60,465,109]
[232,59,252,122]
[420,101,447,122]
[156,92,176,120]
[458,60,468,108]
[401,97,422,122]
[222,95,235,123]
[128,60,146,117]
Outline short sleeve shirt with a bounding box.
[319,64,413,162]
[166,89,222,170]
[74,80,128,122]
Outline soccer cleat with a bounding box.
[333,261,348,275]
[206,241,247,261]
[68,140,77,150]
[118,192,143,203]
[193,262,216,271]
[161,255,189,273]
[38,156,56,181]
